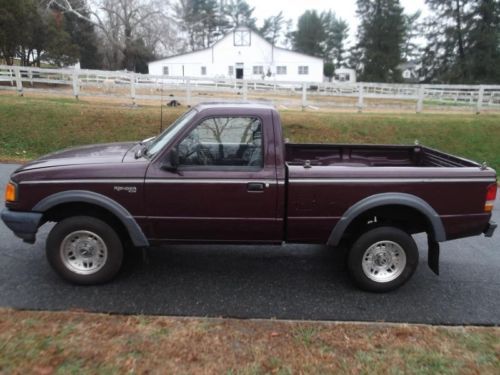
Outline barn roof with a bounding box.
[149,26,323,64]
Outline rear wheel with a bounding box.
[46,216,123,285]
[348,226,419,292]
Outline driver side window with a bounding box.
[177,116,263,169]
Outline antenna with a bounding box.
[159,78,164,133]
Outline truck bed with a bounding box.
[285,144,480,168]
[284,143,495,244]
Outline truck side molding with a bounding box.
[327,192,446,247]
[33,190,149,247]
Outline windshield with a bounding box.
[146,109,198,157]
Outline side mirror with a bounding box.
[161,148,179,172]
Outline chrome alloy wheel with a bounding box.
[60,230,108,275]
[361,240,407,283]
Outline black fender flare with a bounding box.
[33,190,149,247]
[327,192,446,247]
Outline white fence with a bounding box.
[1,64,500,113]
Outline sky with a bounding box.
[248,0,428,45]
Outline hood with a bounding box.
[17,142,137,171]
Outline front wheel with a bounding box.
[348,226,419,292]
[46,216,124,285]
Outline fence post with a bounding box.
[9,68,14,86]
[72,69,80,100]
[357,83,364,113]
[476,85,484,115]
[14,67,23,96]
[301,82,307,109]
[186,78,192,106]
[243,80,248,100]
[130,72,136,105]
[28,69,33,87]
[416,85,425,113]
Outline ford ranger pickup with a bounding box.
[1,103,497,291]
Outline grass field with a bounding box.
[0,309,499,374]
[0,93,499,171]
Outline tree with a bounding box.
[61,0,102,69]
[0,0,29,65]
[292,10,325,58]
[0,0,79,67]
[43,10,81,66]
[402,11,422,62]
[355,0,406,82]
[421,0,470,83]
[324,62,335,81]
[223,0,256,29]
[175,0,227,51]
[466,0,500,83]
[281,19,294,49]
[259,11,284,45]
[44,0,176,71]
[321,11,349,67]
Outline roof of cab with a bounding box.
[193,101,275,112]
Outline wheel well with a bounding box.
[41,202,132,245]
[343,204,433,241]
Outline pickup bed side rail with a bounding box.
[327,192,446,247]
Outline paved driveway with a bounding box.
[1,163,499,325]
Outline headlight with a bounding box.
[5,181,17,202]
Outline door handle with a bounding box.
[247,182,265,192]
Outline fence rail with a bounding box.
[1,64,500,113]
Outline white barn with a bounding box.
[148,27,324,82]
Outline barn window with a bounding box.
[253,66,263,75]
[228,66,234,76]
[201,66,207,75]
[276,66,287,75]
[163,66,169,75]
[298,66,309,75]
[234,30,251,46]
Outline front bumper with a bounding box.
[484,221,497,238]
[0,208,43,244]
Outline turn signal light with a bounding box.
[485,183,497,213]
[5,182,16,202]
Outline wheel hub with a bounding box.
[362,241,407,283]
[60,230,108,275]
[374,251,391,267]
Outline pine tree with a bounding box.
[355,0,406,82]
[176,0,225,50]
[62,0,102,69]
[466,0,500,83]
[0,0,28,64]
[422,0,470,82]
[259,11,284,45]
[223,0,256,29]
[0,0,80,67]
[321,11,349,67]
[292,10,325,58]
[402,11,422,62]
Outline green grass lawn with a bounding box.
[1,309,499,374]
[0,94,499,171]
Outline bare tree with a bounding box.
[44,0,177,70]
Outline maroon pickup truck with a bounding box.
[2,103,497,292]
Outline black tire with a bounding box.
[46,216,124,285]
[348,226,419,292]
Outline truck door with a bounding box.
[145,113,281,243]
